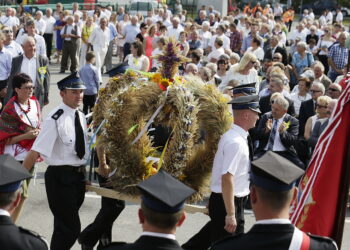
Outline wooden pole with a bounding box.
[86,185,208,214]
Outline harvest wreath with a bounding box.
[93,38,232,202]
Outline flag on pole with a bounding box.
[291,77,350,247]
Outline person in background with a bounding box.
[335,8,343,24]
[188,30,201,54]
[144,24,156,69]
[122,15,140,59]
[291,42,314,87]
[327,33,349,82]
[207,37,225,63]
[79,52,99,115]
[313,61,332,91]
[247,37,264,62]
[151,37,165,72]
[17,20,47,57]
[229,23,242,54]
[34,11,46,36]
[103,17,118,73]
[304,95,332,140]
[54,11,66,64]
[0,32,12,107]
[290,77,312,117]
[0,154,48,250]
[43,8,56,64]
[0,73,41,222]
[178,31,189,57]
[184,63,199,76]
[2,26,23,58]
[80,16,95,68]
[327,83,342,99]
[124,41,150,72]
[116,13,130,62]
[88,17,110,82]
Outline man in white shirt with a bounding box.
[43,8,56,62]
[17,20,47,57]
[34,11,46,36]
[167,17,184,40]
[209,24,230,53]
[72,2,83,18]
[182,95,260,250]
[335,8,343,24]
[88,17,110,83]
[288,23,307,44]
[319,11,327,27]
[0,8,17,29]
[3,26,23,58]
[325,9,333,25]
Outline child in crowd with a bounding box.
[79,52,99,114]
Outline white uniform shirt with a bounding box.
[43,15,56,34]
[336,12,343,23]
[0,15,17,28]
[264,114,287,152]
[326,12,333,24]
[88,26,110,50]
[210,124,250,197]
[20,55,37,84]
[167,26,184,40]
[31,103,89,166]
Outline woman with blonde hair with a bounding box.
[79,16,95,67]
[144,24,157,69]
[226,52,260,90]
[316,25,336,74]
[304,95,332,140]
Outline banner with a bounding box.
[291,77,350,246]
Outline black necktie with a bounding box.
[75,111,85,159]
[247,134,254,161]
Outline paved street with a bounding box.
[17,63,350,250]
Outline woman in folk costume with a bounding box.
[0,73,41,222]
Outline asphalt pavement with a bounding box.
[16,62,350,250]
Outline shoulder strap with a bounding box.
[289,227,310,250]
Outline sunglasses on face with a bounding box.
[21,86,35,90]
[3,30,12,33]
[328,88,339,92]
[273,57,281,60]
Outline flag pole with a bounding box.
[332,123,350,247]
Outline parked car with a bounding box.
[301,0,338,16]
[341,7,350,17]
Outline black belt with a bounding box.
[211,192,246,200]
[52,165,85,173]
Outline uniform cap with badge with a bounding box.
[57,72,86,91]
[250,151,305,191]
[0,154,32,193]
[137,169,195,213]
[231,83,257,96]
[228,95,261,113]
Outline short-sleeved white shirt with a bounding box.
[210,124,250,197]
[31,103,89,166]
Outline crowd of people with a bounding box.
[0,1,349,250]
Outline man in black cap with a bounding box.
[231,83,257,98]
[0,154,48,250]
[182,95,260,250]
[23,72,89,250]
[211,151,337,250]
[103,170,195,250]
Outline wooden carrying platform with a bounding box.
[86,185,208,214]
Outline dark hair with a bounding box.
[141,202,183,230]
[309,38,316,44]
[215,38,223,47]
[0,191,17,208]
[132,41,144,57]
[217,59,229,70]
[12,73,33,91]
[159,25,167,32]
[255,186,294,212]
[86,51,95,62]
[252,37,261,47]
[191,50,201,62]
[157,37,166,46]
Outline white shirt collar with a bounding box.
[0,208,10,217]
[23,54,36,60]
[61,102,78,114]
[232,124,248,139]
[141,231,176,240]
[255,218,291,225]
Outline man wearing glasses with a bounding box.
[2,27,23,58]
[327,83,342,99]
[298,83,325,136]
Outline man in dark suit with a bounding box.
[299,82,325,136]
[4,36,50,108]
[259,76,295,116]
[264,35,288,65]
[0,154,48,250]
[103,170,195,250]
[211,151,337,250]
[255,95,304,169]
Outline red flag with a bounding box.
[291,77,350,246]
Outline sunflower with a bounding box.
[159,78,172,91]
[151,73,162,84]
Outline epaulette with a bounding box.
[210,233,244,248]
[51,109,64,120]
[307,233,338,250]
[18,226,49,249]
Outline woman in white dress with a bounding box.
[125,41,150,72]
[290,77,312,117]
[225,52,260,90]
